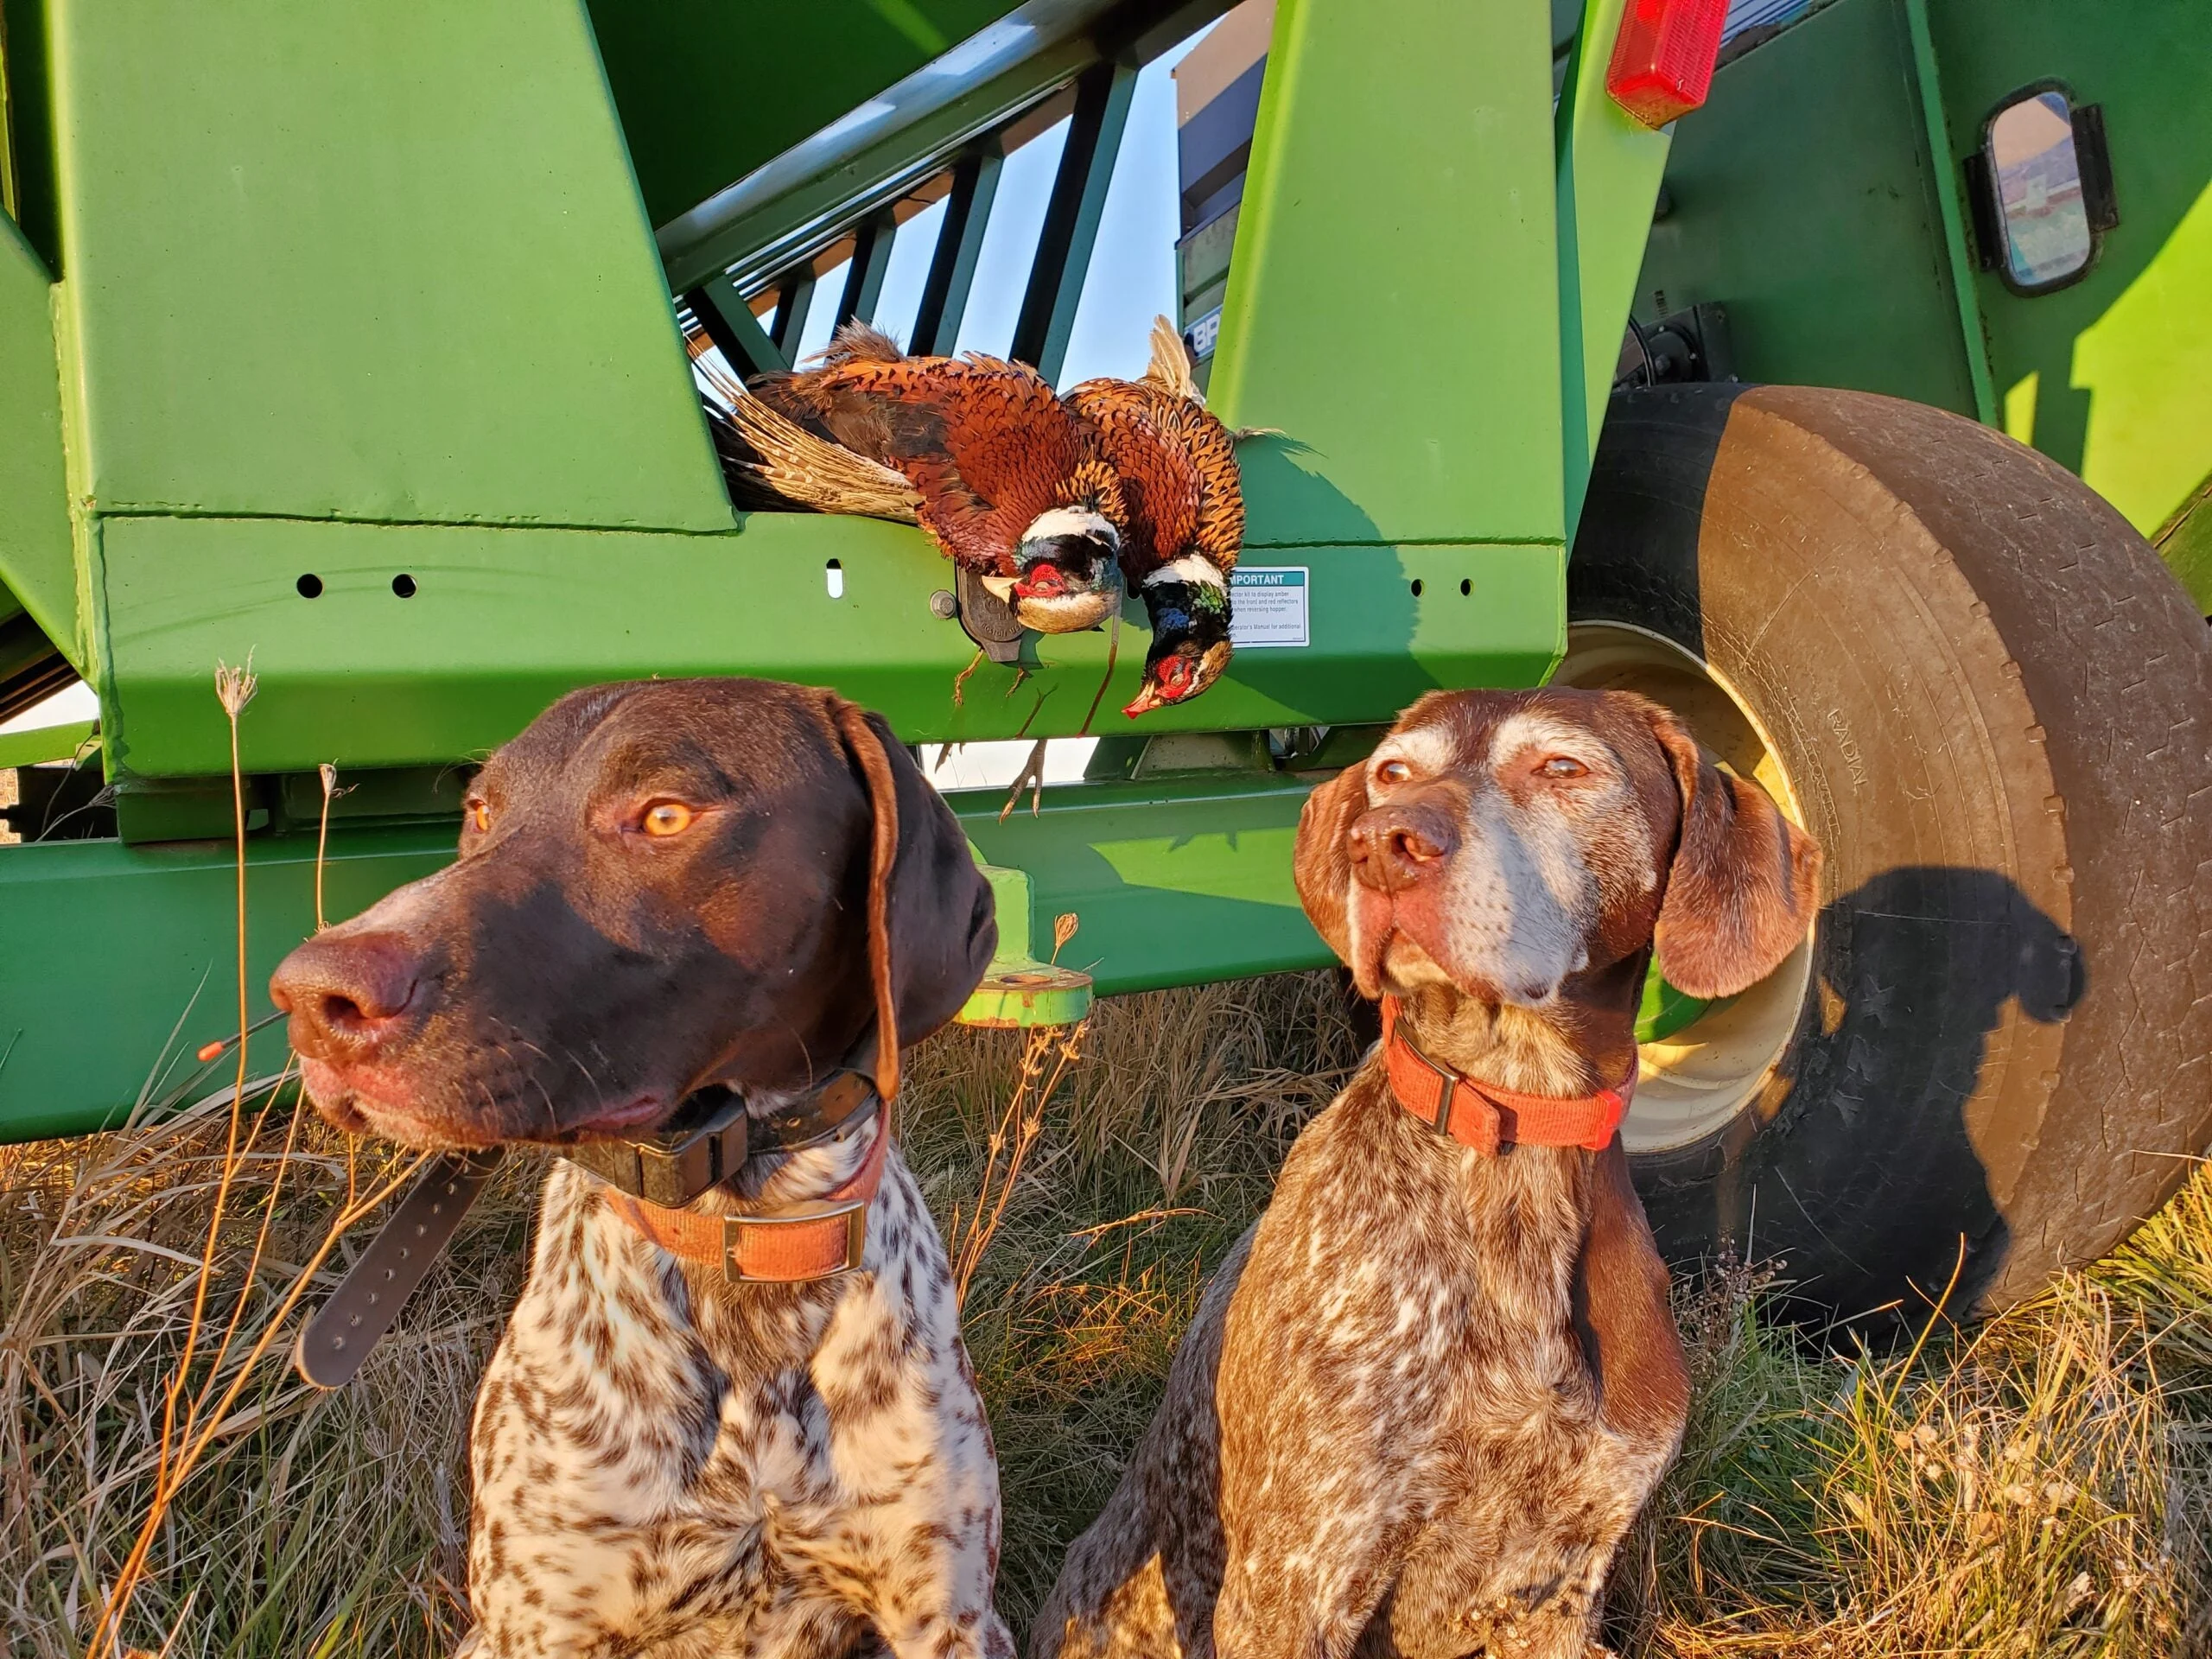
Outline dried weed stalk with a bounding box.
[80,665,429,1659]
[950,1019,1088,1306]
[315,763,339,933]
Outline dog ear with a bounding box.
[1294,763,1369,966]
[1648,709,1822,1000]
[833,703,998,1100]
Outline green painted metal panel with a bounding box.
[1,0,61,273]
[1554,0,1673,529]
[585,0,1019,232]
[0,825,458,1143]
[94,513,1562,779]
[1923,0,2212,599]
[0,718,92,768]
[1208,0,1567,551]
[0,772,1325,1142]
[1898,0,1996,425]
[960,775,1325,994]
[1636,0,1981,416]
[45,0,731,531]
[1634,0,2212,608]
[0,210,74,665]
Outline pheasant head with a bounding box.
[979,459,1128,633]
[1122,555,1233,717]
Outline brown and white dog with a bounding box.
[1034,687,1821,1659]
[270,679,1006,1659]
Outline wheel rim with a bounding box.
[1553,622,1815,1154]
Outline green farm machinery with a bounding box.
[1,0,2206,1314]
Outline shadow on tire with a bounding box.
[1638,865,2084,1324]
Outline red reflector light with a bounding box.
[1605,0,1730,129]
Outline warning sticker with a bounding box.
[1229,566,1309,648]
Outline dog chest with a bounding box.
[466,1160,998,1650]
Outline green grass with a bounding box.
[3,974,2207,1656]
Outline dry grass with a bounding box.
[3,974,2208,1656]
[0,1077,514,1655]
[1608,1229,2211,1657]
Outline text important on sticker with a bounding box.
[1229,567,1309,648]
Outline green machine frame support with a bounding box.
[0,0,1674,1140]
[0,212,74,671]
[1554,0,1675,524]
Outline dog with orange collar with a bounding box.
[270,678,1005,1659]
[1036,686,1821,1659]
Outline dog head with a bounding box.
[1294,688,1820,1008]
[270,679,996,1149]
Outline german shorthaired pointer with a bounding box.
[1035,687,1821,1659]
[271,679,1006,1659]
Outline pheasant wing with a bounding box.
[1065,381,1202,577]
[810,355,1102,573]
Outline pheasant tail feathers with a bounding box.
[721,395,923,524]
[814,320,906,368]
[1142,315,1201,402]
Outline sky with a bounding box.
[2,32,1210,784]
[789,33,1200,389]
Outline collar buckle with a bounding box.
[1397,1027,1503,1155]
[721,1199,870,1283]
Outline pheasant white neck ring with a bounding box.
[980,508,1125,634]
[1022,506,1120,549]
[1143,554,1229,593]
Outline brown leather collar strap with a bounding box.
[601,1118,891,1283]
[1380,995,1631,1154]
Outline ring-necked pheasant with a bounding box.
[1064,318,1244,716]
[728,325,1128,634]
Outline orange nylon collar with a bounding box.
[1380,995,1631,1154]
[601,1119,889,1283]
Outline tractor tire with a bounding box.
[1564,384,2212,1317]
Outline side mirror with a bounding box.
[1965,84,2119,296]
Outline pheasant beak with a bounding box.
[1122,683,1167,719]
[977,574,1020,603]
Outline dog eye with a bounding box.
[1376,760,1412,785]
[466,799,491,834]
[640,800,696,838]
[1540,756,1588,779]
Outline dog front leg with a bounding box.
[866,1506,1014,1659]
[876,1610,1017,1659]
[861,1466,1014,1659]
[1208,1390,1428,1659]
[1211,1510,1421,1659]
[1200,1217,1445,1659]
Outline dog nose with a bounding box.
[270,931,423,1060]
[1349,805,1459,891]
